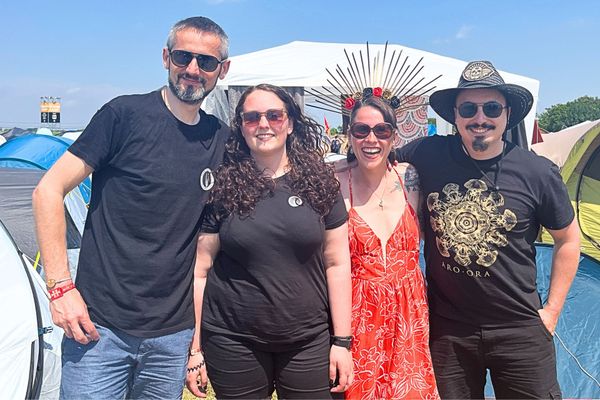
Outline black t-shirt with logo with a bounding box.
[396,135,573,327]
[201,175,348,345]
[69,89,230,337]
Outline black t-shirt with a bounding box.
[396,135,574,327]
[69,89,230,337]
[201,175,348,345]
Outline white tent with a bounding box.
[204,41,540,146]
[0,221,63,399]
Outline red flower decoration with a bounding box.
[373,87,383,97]
[344,97,356,109]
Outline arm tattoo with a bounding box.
[404,165,420,193]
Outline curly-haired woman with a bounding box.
[185,84,353,399]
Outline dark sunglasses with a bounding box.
[456,101,507,119]
[169,50,225,72]
[240,109,288,126]
[349,122,395,139]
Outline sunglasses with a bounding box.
[169,50,225,72]
[240,109,288,126]
[456,101,507,119]
[349,122,395,140]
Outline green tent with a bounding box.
[542,121,600,261]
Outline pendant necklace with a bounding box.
[460,140,506,192]
[377,171,388,210]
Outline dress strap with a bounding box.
[348,168,354,207]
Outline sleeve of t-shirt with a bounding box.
[536,163,574,230]
[200,204,221,234]
[324,191,348,230]
[394,136,425,164]
[68,104,121,170]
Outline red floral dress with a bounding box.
[346,170,439,400]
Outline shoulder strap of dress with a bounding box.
[348,168,354,207]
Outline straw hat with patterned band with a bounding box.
[429,60,534,130]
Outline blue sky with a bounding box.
[1,0,598,129]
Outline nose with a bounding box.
[258,114,270,129]
[473,106,488,122]
[186,57,202,75]
[365,129,379,141]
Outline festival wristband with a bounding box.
[49,282,76,301]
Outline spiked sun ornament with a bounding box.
[306,42,443,116]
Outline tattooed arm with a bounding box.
[395,163,425,240]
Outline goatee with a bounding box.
[168,74,209,105]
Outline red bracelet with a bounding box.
[49,282,76,301]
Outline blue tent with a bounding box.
[0,135,91,203]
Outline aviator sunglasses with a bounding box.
[456,101,507,119]
[240,109,288,126]
[349,122,395,140]
[169,50,225,72]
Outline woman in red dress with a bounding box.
[337,96,439,399]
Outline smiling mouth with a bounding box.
[361,147,382,155]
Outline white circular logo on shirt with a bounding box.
[288,195,303,207]
[199,168,215,191]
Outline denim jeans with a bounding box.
[60,323,193,400]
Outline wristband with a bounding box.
[49,282,76,301]
[46,277,72,289]
[331,335,353,350]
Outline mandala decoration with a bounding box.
[395,95,428,148]
[426,179,517,267]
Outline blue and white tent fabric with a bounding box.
[0,135,90,235]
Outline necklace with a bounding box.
[460,140,505,192]
[377,171,388,210]
[355,168,388,210]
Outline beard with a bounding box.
[466,123,496,152]
[472,136,489,152]
[168,72,213,105]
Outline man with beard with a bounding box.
[33,16,230,399]
[395,61,580,399]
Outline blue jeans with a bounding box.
[60,323,193,400]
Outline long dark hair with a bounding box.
[347,96,398,164]
[209,84,340,218]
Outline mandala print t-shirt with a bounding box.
[396,135,573,327]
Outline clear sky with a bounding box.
[1,0,598,129]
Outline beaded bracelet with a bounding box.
[187,360,205,374]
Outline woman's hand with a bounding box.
[185,352,209,398]
[329,345,354,393]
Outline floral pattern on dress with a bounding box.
[346,201,439,400]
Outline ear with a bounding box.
[287,118,294,135]
[162,48,170,70]
[218,59,231,80]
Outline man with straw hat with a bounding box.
[396,60,580,399]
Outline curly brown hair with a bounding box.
[209,84,340,219]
